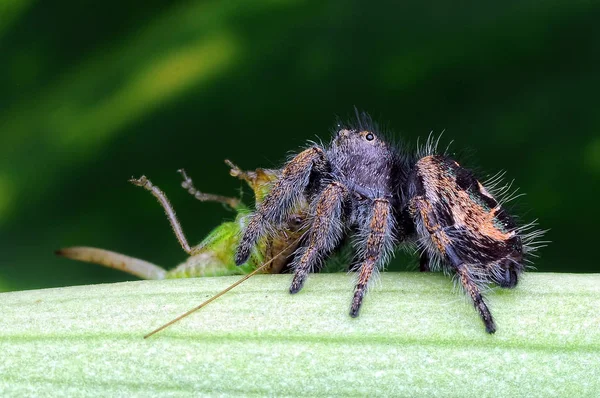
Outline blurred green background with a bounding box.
[1,0,598,292]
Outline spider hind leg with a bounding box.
[406,155,524,333]
[491,257,522,288]
[447,246,496,334]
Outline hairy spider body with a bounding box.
[235,113,543,333]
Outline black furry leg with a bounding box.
[494,257,521,288]
[235,147,326,265]
[454,264,496,334]
[289,183,347,293]
[445,246,495,333]
[350,199,393,317]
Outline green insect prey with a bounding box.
[56,160,306,279]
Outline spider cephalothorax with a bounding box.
[235,113,544,333]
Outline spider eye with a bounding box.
[365,133,375,141]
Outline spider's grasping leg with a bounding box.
[289,182,348,293]
[350,199,394,317]
[235,147,327,265]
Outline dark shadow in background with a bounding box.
[0,0,598,291]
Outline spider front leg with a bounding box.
[289,182,348,293]
[350,198,395,317]
[235,147,327,265]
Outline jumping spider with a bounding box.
[235,113,544,333]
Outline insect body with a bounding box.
[235,113,544,333]
[57,161,306,279]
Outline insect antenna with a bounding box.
[143,237,303,339]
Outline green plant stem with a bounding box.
[1,273,599,396]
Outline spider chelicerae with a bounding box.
[235,112,544,333]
